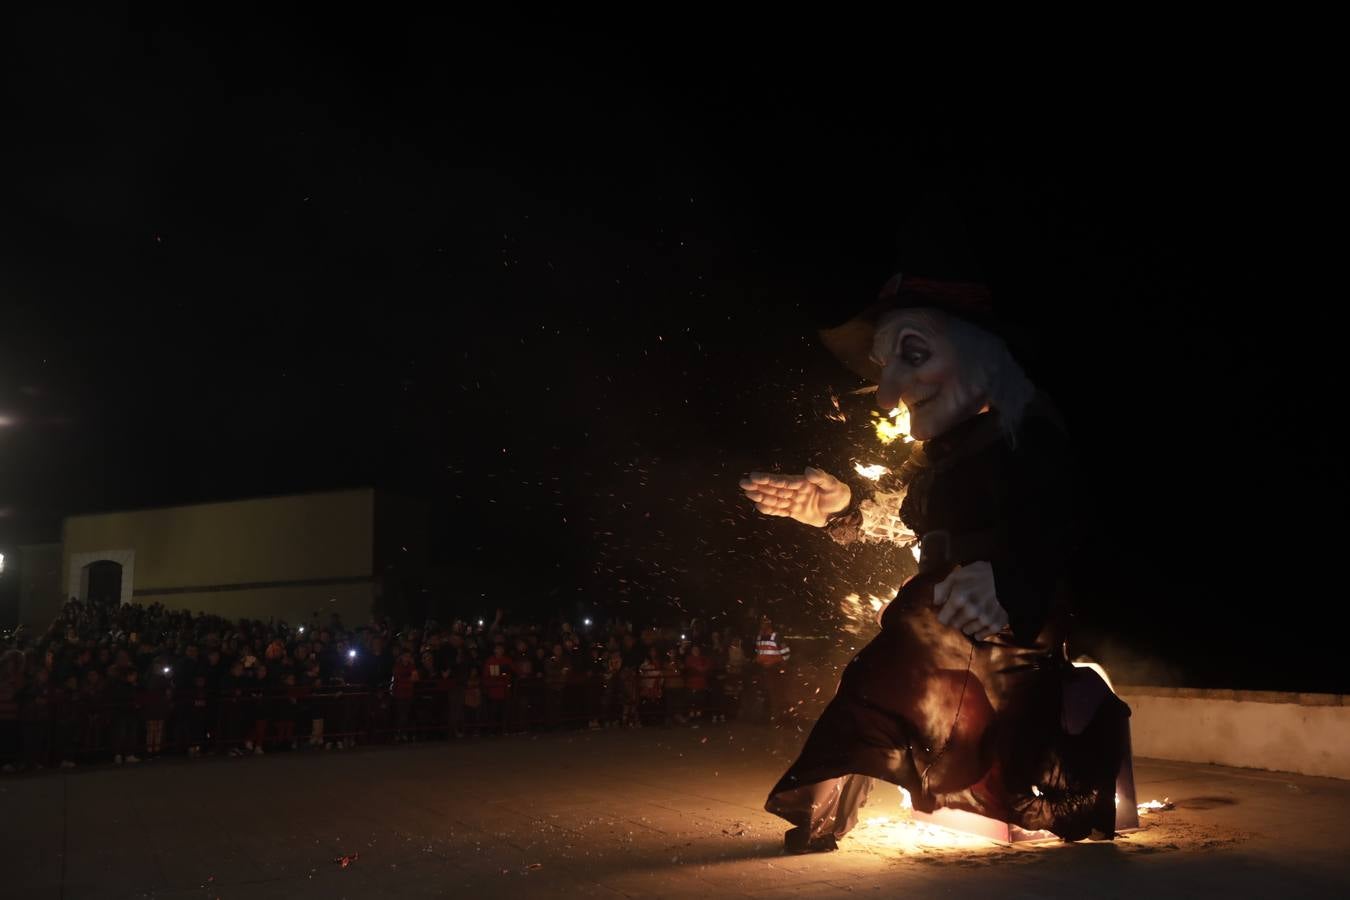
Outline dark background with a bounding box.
[1,11,1341,690]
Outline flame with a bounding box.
[851,786,993,851]
[840,593,866,634]
[1138,798,1173,814]
[854,462,890,481]
[854,815,995,851]
[867,592,895,613]
[840,590,897,632]
[872,405,914,444]
[1071,659,1116,694]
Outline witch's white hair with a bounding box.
[871,307,1036,442]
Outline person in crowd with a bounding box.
[638,646,664,726]
[684,644,714,722]
[391,650,419,742]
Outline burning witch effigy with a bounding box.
[739,274,1132,853]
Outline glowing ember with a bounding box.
[827,393,847,423]
[1138,798,1174,814]
[872,405,914,444]
[853,462,890,480]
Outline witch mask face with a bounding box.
[871,308,988,441]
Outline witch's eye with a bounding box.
[900,335,930,367]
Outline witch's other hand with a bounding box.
[932,561,1009,641]
[739,467,851,527]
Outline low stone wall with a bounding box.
[1118,685,1350,780]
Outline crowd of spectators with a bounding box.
[0,596,795,773]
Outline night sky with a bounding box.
[2,12,1342,690]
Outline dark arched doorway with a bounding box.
[85,560,124,607]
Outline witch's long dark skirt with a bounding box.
[765,575,1128,844]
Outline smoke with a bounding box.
[1069,631,1188,689]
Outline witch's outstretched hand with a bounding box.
[739,467,851,528]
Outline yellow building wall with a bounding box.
[64,489,374,589]
[61,489,379,623]
[17,543,65,629]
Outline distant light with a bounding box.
[162,667,170,674]
[583,618,592,626]
[348,649,357,659]
[478,619,484,626]
[298,626,305,634]
[0,552,4,574]
[681,634,687,640]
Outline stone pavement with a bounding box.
[1,723,1347,898]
